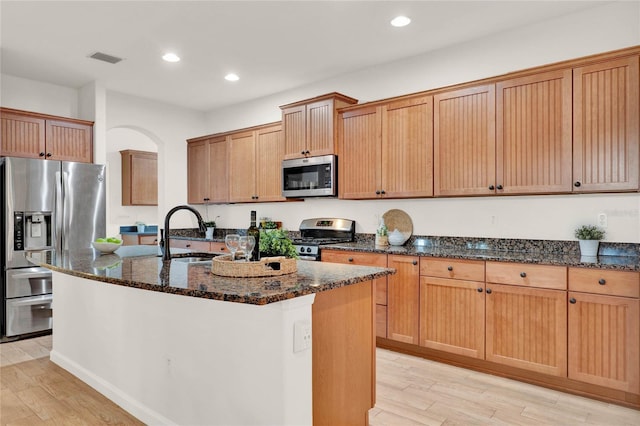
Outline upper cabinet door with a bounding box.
[573,56,640,192]
[282,105,306,160]
[434,84,496,196]
[229,131,257,203]
[255,124,286,202]
[382,96,434,198]
[338,106,381,199]
[0,111,46,159]
[207,135,230,204]
[187,140,210,204]
[45,119,93,163]
[306,99,334,157]
[496,69,573,194]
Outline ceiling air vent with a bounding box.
[89,52,124,64]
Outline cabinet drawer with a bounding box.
[321,250,387,267]
[486,261,567,290]
[169,239,211,252]
[139,235,158,245]
[210,242,228,254]
[420,258,484,281]
[569,268,640,298]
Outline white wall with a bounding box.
[203,1,640,244]
[0,74,79,117]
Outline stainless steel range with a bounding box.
[292,218,356,261]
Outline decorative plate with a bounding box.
[382,209,413,245]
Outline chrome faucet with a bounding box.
[162,205,207,261]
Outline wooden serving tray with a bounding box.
[211,255,297,277]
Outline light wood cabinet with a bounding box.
[1,107,93,163]
[339,95,433,199]
[281,92,357,160]
[573,55,640,192]
[568,268,640,393]
[420,257,486,359]
[496,69,573,194]
[122,234,158,246]
[485,262,567,377]
[321,249,388,338]
[229,123,285,203]
[387,255,420,344]
[434,84,496,196]
[187,135,229,204]
[120,150,157,206]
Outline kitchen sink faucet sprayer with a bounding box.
[162,205,207,261]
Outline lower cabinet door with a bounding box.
[387,255,420,344]
[419,276,485,359]
[568,292,640,393]
[485,283,567,376]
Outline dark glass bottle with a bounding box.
[247,210,260,261]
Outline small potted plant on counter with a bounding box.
[259,229,299,259]
[574,225,605,257]
[203,220,216,239]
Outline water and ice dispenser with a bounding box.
[13,212,53,251]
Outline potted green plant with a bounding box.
[259,229,299,259]
[574,225,605,257]
[204,220,216,239]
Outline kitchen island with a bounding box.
[38,246,394,425]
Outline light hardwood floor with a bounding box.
[2,336,639,425]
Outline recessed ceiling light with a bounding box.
[225,73,240,82]
[162,53,180,62]
[391,16,411,27]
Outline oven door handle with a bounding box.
[298,255,318,261]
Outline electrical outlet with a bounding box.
[293,320,312,353]
[597,213,608,228]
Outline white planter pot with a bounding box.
[579,240,600,257]
[205,227,215,239]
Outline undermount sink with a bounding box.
[169,252,217,263]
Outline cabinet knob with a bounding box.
[301,150,305,155]
[46,153,52,158]
[203,198,210,202]
[412,260,417,266]
[570,297,577,304]
[486,288,492,294]
[39,152,45,157]
[496,184,503,190]
[305,150,310,155]
[375,190,381,195]
[186,244,191,248]
[447,266,453,271]
[477,287,483,293]
[348,257,353,262]
[598,278,606,285]
[520,272,527,278]
[380,190,386,195]
[574,181,581,187]
[488,185,495,190]
[220,247,225,251]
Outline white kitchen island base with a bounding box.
[50,271,315,425]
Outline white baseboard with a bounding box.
[50,350,176,426]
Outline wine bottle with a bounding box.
[247,210,260,261]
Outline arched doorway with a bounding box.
[105,127,161,237]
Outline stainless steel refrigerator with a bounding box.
[0,157,106,340]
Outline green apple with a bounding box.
[107,237,121,244]
[95,238,107,243]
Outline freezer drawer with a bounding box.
[5,294,53,336]
[5,267,52,298]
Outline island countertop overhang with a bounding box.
[35,245,395,305]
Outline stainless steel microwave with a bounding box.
[282,154,337,197]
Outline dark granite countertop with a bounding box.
[35,245,394,305]
[322,242,640,271]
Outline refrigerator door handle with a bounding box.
[55,170,63,254]
[61,171,70,251]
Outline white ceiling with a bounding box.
[1,1,610,112]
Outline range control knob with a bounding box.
[299,247,305,253]
[306,247,312,253]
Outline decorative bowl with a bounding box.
[388,229,406,246]
[92,241,122,254]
